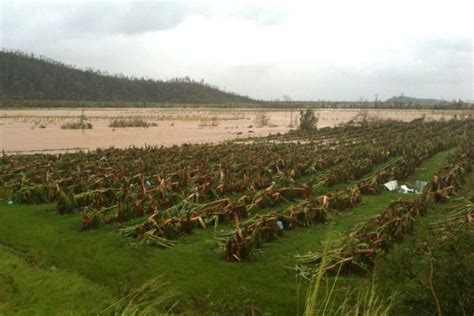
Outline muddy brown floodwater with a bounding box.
[0,107,469,154]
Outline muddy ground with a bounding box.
[0,107,469,153]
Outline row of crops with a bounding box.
[296,140,474,277]
[219,121,473,261]
[1,118,472,259]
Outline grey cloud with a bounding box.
[228,64,275,75]
[0,2,471,101]
[365,37,472,99]
[229,2,292,26]
[1,1,211,40]
[64,2,211,36]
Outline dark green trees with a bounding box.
[0,50,254,104]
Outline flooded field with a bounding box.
[0,107,470,153]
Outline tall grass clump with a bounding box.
[102,276,178,315]
[303,244,395,316]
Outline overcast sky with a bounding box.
[1,0,473,101]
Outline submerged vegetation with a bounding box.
[61,121,93,129]
[60,110,93,129]
[0,117,472,314]
[254,112,271,127]
[109,117,155,128]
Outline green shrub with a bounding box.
[375,227,474,315]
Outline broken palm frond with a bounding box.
[133,231,178,249]
[119,198,246,247]
[57,190,78,214]
[81,204,118,230]
[12,184,53,204]
[120,224,178,249]
[325,187,361,210]
[425,142,473,203]
[429,200,473,232]
[219,212,290,261]
[246,185,309,211]
[289,202,327,228]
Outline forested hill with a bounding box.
[0,50,255,104]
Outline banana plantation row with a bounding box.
[1,118,472,260]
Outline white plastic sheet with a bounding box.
[400,184,415,194]
[415,180,428,193]
[384,180,399,191]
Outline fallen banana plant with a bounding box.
[296,142,474,278]
[295,198,428,278]
[219,212,290,261]
[429,199,473,231]
[220,197,330,262]
[118,198,248,247]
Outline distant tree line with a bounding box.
[0,50,471,110]
[0,50,255,104]
[265,99,473,110]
